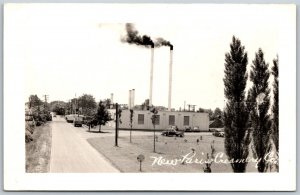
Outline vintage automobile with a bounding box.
[193,126,200,132]
[184,126,192,132]
[66,114,75,123]
[73,116,84,127]
[212,131,225,137]
[161,126,184,137]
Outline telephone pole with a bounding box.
[187,104,196,112]
[43,95,49,109]
[115,103,119,147]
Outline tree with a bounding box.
[248,48,272,172]
[50,101,67,115]
[77,94,97,116]
[272,56,279,153]
[94,100,112,132]
[66,98,78,114]
[28,95,43,108]
[212,107,223,120]
[151,107,158,152]
[271,56,279,171]
[129,109,134,143]
[141,99,150,110]
[27,95,52,125]
[223,36,250,172]
[207,109,213,119]
[103,98,112,109]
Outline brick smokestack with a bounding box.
[168,46,173,111]
[110,93,114,104]
[149,45,154,106]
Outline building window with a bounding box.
[138,114,144,125]
[184,116,190,126]
[169,115,175,125]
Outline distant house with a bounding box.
[209,118,224,128]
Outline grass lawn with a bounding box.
[88,132,259,173]
[26,122,52,173]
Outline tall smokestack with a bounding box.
[110,93,114,104]
[128,90,132,109]
[131,89,135,108]
[149,45,154,106]
[168,46,173,111]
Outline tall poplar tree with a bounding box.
[248,48,272,172]
[223,36,250,172]
[272,56,279,153]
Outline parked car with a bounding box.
[184,126,192,132]
[73,116,84,127]
[209,128,217,132]
[193,126,200,132]
[66,114,75,123]
[161,126,184,137]
[212,131,225,137]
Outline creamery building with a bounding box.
[109,109,209,131]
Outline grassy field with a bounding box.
[88,132,258,173]
[26,122,52,173]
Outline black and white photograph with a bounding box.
[3,3,296,191]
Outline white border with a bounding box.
[3,4,296,191]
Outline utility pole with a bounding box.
[115,103,119,147]
[187,104,196,112]
[43,95,49,109]
[75,93,78,116]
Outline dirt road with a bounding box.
[49,116,119,172]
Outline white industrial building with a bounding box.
[109,109,209,131]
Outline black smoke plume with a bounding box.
[122,23,154,48]
[155,38,173,50]
[122,23,173,49]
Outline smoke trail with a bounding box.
[155,38,173,50]
[122,23,154,47]
[122,23,173,49]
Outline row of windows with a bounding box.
[137,114,190,126]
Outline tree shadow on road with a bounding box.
[86,130,112,134]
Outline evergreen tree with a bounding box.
[94,100,112,132]
[248,48,272,172]
[272,56,279,171]
[223,36,250,172]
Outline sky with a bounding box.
[4,4,293,111]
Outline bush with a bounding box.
[25,123,34,143]
[35,120,43,126]
[26,122,35,134]
[45,113,52,121]
[25,132,33,143]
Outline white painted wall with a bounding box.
[112,109,209,131]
